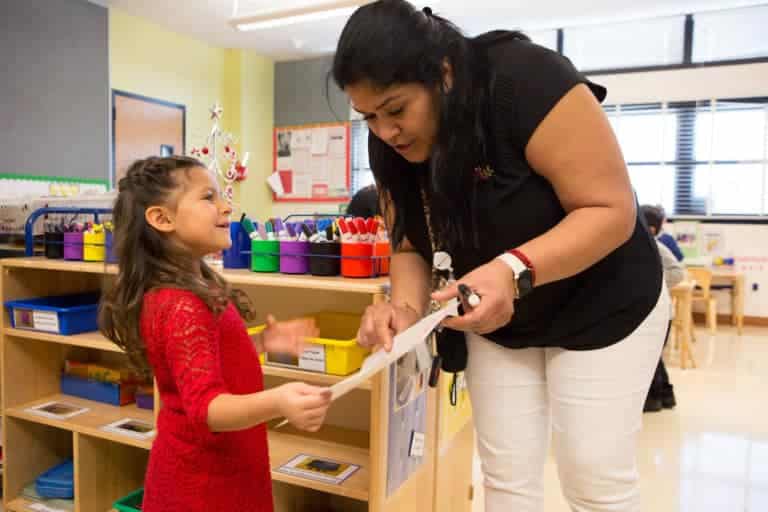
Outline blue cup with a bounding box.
[222,222,250,269]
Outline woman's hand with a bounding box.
[357,302,422,352]
[431,259,516,334]
[256,315,318,356]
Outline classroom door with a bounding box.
[113,91,185,184]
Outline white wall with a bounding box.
[590,62,768,104]
[591,63,768,318]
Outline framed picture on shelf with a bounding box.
[25,401,89,420]
[276,454,359,485]
[100,418,156,440]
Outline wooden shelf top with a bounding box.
[269,430,370,501]
[5,497,72,512]
[0,257,116,274]
[5,497,50,512]
[4,327,123,353]
[5,394,155,450]
[5,328,372,390]
[0,257,389,294]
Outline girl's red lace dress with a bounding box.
[139,288,273,512]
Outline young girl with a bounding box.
[99,156,332,512]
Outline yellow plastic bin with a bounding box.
[247,312,368,376]
[83,231,106,262]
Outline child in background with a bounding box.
[642,205,686,411]
[346,184,380,218]
[642,204,684,262]
[99,156,331,512]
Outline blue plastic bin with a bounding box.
[36,459,74,499]
[61,374,136,406]
[5,292,99,335]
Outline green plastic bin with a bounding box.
[113,488,143,512]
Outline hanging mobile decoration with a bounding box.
[189,103,250,212]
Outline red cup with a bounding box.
[374,242,391,276]
[341,242,374,278]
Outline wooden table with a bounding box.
[709,268,745,335]
[671,281,696,369]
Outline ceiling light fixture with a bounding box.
[231,0,371,31]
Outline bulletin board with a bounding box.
[273,122,351,202]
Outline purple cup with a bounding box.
[279,241,310,274]
[63,232,83,261]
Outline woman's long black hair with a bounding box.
[333,0,527,252]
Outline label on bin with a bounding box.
[299,343,326,372]
[32,310,60,333]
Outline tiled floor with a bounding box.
[472,325,768,512]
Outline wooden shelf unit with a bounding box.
[1,257,474,512]
[5,394,154,451]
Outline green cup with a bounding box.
[251,239,280,272]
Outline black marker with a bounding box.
[458,283,481,308]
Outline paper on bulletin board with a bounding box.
[311,127,329,155]
[273,123,350,202]
[267,172,285,196]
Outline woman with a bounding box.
[334,1,667,511]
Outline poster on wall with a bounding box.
[273,122,350,202]
[701,226,726,257]
[674,221,700,258]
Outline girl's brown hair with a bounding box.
[99,156,254,378]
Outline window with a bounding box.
[606,104,677,214]
[352,99,768,217]
[691,99,768,215]
[606,98,768,217]
[350,120,375,194]
[693,5,768,62]
[563,16,685,71]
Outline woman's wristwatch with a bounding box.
[496,249,535,299]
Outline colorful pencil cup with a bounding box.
[279,240,310,274]
[222,222,250,269]
[83,231,106,262]
[341,242,374,278]
[374,241,391,276]
[44,232,64,259]
[309,242,341,276]
[63,232,83,261]
[251,239,280,272]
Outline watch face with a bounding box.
[517,269,533,297]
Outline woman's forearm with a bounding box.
[389,250,431,315]
[516,204,635,287]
